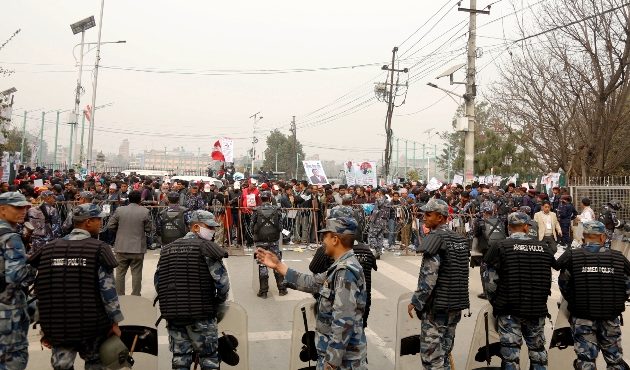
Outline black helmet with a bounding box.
[608,200,622,211]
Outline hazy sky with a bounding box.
[1,0,541,163]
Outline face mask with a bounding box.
[197,226,215,241]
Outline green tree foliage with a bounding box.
[436,102,539,179]
[0,127,30,161]
[406,168,420,182]
[261,129,305,178]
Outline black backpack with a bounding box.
[160,209,188,245]
[253,206,281,243]
[483,218,506,246]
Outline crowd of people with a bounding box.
[1,164,629,369]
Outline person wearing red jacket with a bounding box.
[240,179,261,247]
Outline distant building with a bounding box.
[138,148,208,172]
[118,139,130,159]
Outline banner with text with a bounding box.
[303,160,329,185]
[344,161,377,187]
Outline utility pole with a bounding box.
[249,112,262,175]
[275,152,278,172]
[381,47,408,182]
[459,0,489,183]
[54,111,60,168]
[405,139,408,178]
[289,115,297,178]
[38,111,45,165]
[20,111,27,160]
[87,0,105,168]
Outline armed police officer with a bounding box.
[483,212,554,369]
[368,189,390,259]
[156,192,190,247]
[0,192,35,370]
[472,201,507,300]
[407,199,469,369]
[519,206,540,240]
[599,200,625,248]
[61,191,95,235]
[27,190,61,253]
[30,204,123,369]
[556,221,630,370]
[155,210,230,370]
[252,191,287,298]
[309,210,377,328]
[257,217,367,370]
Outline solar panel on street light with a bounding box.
[70,16,96,35]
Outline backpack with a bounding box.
[483,218,506,246]
[160,209,188,245]
[254,206,281,242]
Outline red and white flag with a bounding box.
[211,140,225,161]
[83,105,92,123]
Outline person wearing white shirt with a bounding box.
[577,197,596,223]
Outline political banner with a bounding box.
[302,160,329,185]
[220,138,234,163]
[344,160,377,187]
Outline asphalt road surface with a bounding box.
[26,245,629,369]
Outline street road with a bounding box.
[26,246,629,369]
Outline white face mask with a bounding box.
[197,226,215,241]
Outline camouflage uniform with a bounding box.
[0,192,36,370]
[28,202,62,253]
[411,223,462,370]
[283,217,367,370]
[155,228,230,370]
[483,212,549,370]
[557,221,630,370]
[368,197,390,258]
[185,194,207,212]
[47,204,124,370]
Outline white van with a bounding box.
[170,175,223,188]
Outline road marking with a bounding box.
[372,288,386,300]
[365,327,395,363]
[375,260,417,291]
[273,290,313,301]
[404,258,422,268]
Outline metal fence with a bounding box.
[567,176,630,186]
[569,186,630,222]
[34,163,209,176]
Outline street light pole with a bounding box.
[87,0,105,169]
[249,112,262,175]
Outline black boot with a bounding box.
[257,278,269,299]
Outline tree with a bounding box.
[491,0,630,178]
[435,102,540,179]
[406,169,420,182]
[0,127,30,161]
[261,129,305,178]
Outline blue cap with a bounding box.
[0,192,30,207]
[190,210,220,227]
[73,204,106,221]
[318,217,357,235]
[583,221,606,235]
[508,212,530,225]
[420,199,449,216]
[329,206,354,219]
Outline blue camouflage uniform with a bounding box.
[154,222,230,370]
[28,201,62,253]
[557,221,630,370]
[483,212,550,370]
[49,226,124,370]
[283,217,367,370]
[411,223,461,370]
[0,192,36,370]
[368,197,390,258]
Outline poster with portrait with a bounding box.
[344,160,377,187]
[302,160,329,185]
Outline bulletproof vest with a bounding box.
[253,205,280,243]
[34,238,117,346]
[425,229,470,312]
[157,238,217,321]
[491,239,552,318]
[353,243,376,290]
[497,198,510,216]
[599,207,615,230]
[160,208,188,245]
[482,218,506,247]
[528,220,539,239]
[568,248,627,320]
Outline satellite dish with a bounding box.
[436,63,466,79]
